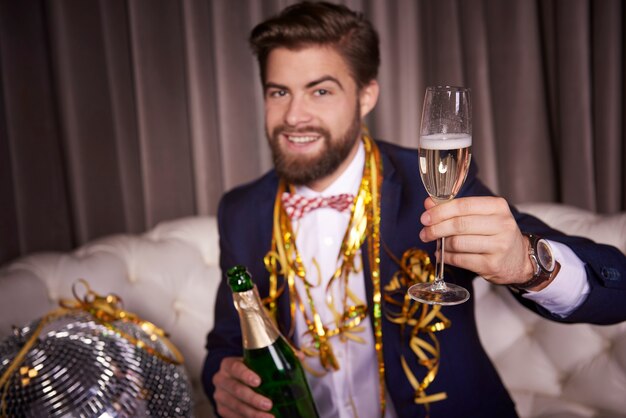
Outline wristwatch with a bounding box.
[512,233,560,291]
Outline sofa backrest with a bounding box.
[0,216,222,417]
[474,202,626,418]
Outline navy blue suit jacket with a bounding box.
[202,140,626,417]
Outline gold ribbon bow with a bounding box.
[59,279,184,365]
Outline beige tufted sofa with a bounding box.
[1,202,625,417]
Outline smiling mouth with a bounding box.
[285,134,320,144]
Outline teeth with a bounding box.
[287,135,318,144]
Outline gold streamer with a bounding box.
[262,132,451,416]
[364,135,387,416]
[263,131,387,416]
[383,248,451,413]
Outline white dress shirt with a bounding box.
[293,143,397,418]
[290,141,588,417]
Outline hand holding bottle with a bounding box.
[221,265,320,418]
[212,356,274,418]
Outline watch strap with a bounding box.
[511,234,559,291]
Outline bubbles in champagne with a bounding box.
[419,133,472,203]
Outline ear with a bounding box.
[359,79,380,118]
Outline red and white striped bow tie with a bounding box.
[281,192,354,220]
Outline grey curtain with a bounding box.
[1,0,624,265]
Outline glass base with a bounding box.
[408,282,470,306]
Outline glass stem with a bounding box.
[433,237,447,291]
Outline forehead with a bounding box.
[265,46,356,89]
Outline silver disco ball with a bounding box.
[0,285,192,418]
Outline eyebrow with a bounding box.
[264,75,344,92]
[306,75,344,90]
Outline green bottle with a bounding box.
[227,265,319,418]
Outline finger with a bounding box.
[422,196,509,226]
[223,357,261,387]
[439,251,487,276]
[215,390,274,418]
[215,358,273,412]
[420,214,512,243]
[214,399,244,418]
[444,234,500,254]
[223,374,272,408]
[442,246,528,284]
[213,375,273,415]
[439,250,509,282]
[423,196,437,210]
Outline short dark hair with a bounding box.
[249,1,380,89]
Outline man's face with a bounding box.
[264,45,374,189]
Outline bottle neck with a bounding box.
[233,286,281,350]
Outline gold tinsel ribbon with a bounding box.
[263,131,388,416]
[0,279,184,416]
[383,247,451,413]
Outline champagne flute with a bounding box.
[408,86,472,305]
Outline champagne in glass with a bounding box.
[419,133,472,204]
[409,86,472,305]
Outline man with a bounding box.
[202,2,626,417]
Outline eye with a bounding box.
[267,89,288,98]
[314,89,330,96]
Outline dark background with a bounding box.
[1,0,624,266]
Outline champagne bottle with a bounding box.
[227,265,319,418]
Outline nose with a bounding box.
[284,95,312,127]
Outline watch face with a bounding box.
[537,239,555,272]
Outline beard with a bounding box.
[267,104,362,186]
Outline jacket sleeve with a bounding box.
[201,180,276,412]
[462,162,626,325]
[511,208,626,325]
[201,197,244,411]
